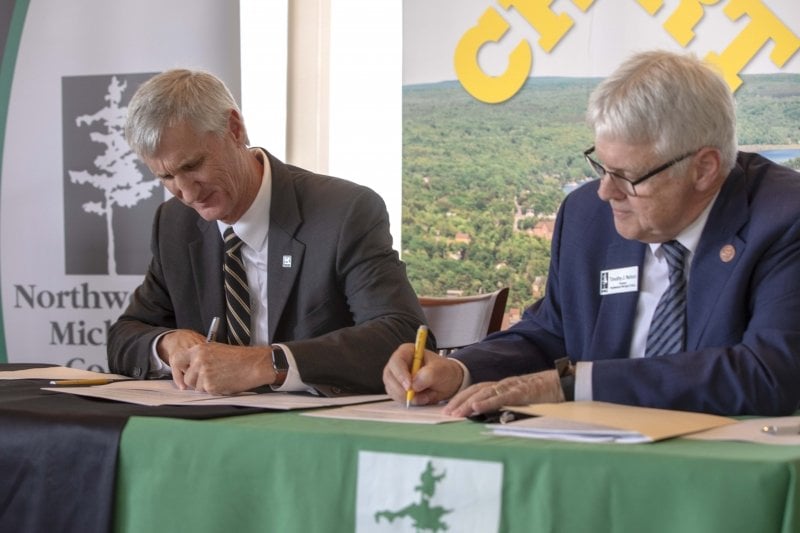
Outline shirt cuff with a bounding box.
[574,361,593,401]
[270,343,315,393]
[448,357,472,392]
[148,331,174,378]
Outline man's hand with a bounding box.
[157,330,274,394]
[382,343,464,406]
[442,369,565,418]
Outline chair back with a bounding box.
[419,287,509,354]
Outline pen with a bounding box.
[406,325,428,408]
[206,316,220,343]
[49,378,113,386]
[761,424,800,436]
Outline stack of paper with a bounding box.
[488,401,735,443]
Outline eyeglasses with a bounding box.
[583,146,698,196]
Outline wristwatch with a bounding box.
[271,345,289,386]
[554,357,576,402]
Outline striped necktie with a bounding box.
[645,240,689,357]
[223,228,251,346]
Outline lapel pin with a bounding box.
[282,255,292,268]
[719,244,735,263]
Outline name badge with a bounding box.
[600,266,638,295]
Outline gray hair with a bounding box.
[125,69,246,158]
[586,50,737,173]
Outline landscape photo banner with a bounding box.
[0,0,241,369]
[401,0,799,319]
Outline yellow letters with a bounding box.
[663,0,723,46]
[499,0,574,52]
[636,0,665,16]
[454,7,532,104]
[705,0,800,91]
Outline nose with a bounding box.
[596,174,626,202]
[171,174,201,203]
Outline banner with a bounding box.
[402,0,799,321]
[0,0,241,369]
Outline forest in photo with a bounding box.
[401,74,800,322]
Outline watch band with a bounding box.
[271,345,289,386]
[554,357,576,402]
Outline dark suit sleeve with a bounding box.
[452,201,571,382]
[281,186,428,393]
[106,203,183,378]
[454,155,800,416]
[592,215,800,416]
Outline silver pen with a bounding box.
[206,316,220,343]
[761,424,800,436]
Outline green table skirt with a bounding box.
[115,411,800,533]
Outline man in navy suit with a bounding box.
[384,50,800,416]
[108,69,427,395]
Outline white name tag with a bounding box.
[600,266,638,295]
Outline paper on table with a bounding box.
[494,401,735,443]
[0,366,131,381]
[302,399,464,424]
[684,415,800,445]
[42,379,389,410]
[490,416,650,444]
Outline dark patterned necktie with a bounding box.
[223,228,251,346]
[645,240,689,357]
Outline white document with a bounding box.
[0,366,131,381]
[489,401,735,443]
[488,416,650,444]
[302,399,464,424]
[42,379,389,410]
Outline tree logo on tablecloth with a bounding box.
[356,451,502,532]
[375,460,452,532]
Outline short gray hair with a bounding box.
[125,69,245,158]
[586,50,737,173]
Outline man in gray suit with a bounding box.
[108,69,427,396]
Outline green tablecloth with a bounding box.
[115,411,800,533]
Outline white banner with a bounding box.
[1,0,241,370]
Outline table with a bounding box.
[114,411,800,533]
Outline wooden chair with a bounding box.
[418,287,509,354]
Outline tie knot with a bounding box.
[224,227,243,255]
[661,240,688,272]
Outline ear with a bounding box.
[227,109,248,145]
[693,147,722,192]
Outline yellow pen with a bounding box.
[406,325,428,408]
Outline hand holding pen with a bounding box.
[406,325,428,408]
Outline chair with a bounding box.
[419,287,509,354]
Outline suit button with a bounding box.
[132,367,143,378]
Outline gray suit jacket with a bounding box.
[108,151,426,393]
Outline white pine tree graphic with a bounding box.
[69,76,160,275]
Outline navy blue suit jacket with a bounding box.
[455,152,800,415]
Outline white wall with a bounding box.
[240,0,403,248]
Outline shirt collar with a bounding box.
[218,147,272,251]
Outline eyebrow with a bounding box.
[157,154,205,179]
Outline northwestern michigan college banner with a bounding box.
[0,0,241,369]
